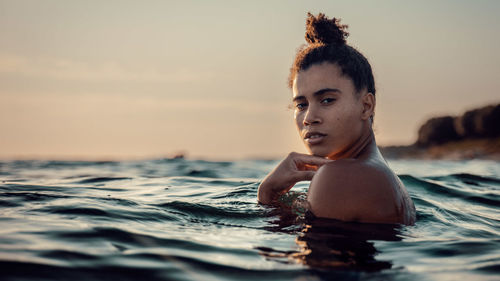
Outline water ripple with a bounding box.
[0,159,499,281]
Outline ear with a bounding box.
[360,92,375,121]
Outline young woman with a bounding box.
[258,13,416,225]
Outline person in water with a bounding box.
[258,13,416,225]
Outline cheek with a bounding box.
[294,112,303,128]
[329,109,357,132]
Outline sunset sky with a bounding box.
[1,0,499,160]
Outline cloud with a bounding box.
[0,53,216,84]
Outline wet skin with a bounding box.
[258,62,416,225]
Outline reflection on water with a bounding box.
[295,215,399,270]
[259,209,400,271]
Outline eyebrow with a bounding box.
[292,88,341,102]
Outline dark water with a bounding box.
[0,159,499,281]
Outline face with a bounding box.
[292,62,370,159]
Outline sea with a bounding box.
[0,158,499,281]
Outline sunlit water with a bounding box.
[0,159,499,281]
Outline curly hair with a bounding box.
[288,13,376,97]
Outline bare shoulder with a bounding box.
[307,158,409,224]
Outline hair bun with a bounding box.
[305,12,349,45]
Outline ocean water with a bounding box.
[0,158,499,281]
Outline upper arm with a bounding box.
[307,161,398,223]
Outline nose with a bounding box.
[303,106,321,126]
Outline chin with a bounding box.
[306,146,330,158]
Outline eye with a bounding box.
[295,102,308,111]
[321,98,335,105]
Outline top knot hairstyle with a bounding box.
[305,13,349,45]
[289,13,376,97]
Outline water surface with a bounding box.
[0,159,499,280]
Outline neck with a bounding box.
[328,127,376,160]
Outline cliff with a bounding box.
[380,103,500,160]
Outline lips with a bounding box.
[304,131,327,145]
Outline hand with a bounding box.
[257,152,332,204]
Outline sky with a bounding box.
[1,0,499,160]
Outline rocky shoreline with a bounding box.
[380,103,500,160]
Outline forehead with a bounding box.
[292,62,355,98]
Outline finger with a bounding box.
[294,154,332,166]
[303,164,318,171]
[293,170,316,182]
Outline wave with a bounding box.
[76,177,132,184]
[0,159,499,281]
[400,174,500,208]
[154,201,263,220]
